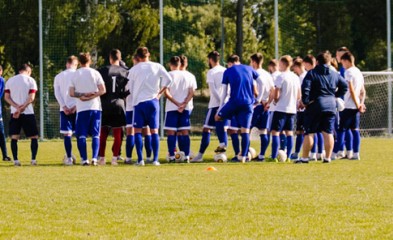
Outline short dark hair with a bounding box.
[337,46,349,52]
[340,51,355,64]
[227,54,240,64]
[303,54,316,66]
[169,56,181,66]
[110,49,121,61]
[67,55,78,65]
[292,57,303,68]
[208,51,220,63]
[268,59,277,67]
[279,55,293,68]
[250,53,264,65]
[316,51,332,65]
[18,63,32,72]
[79,52,91,65]
[136,47,149,59]
[180,55,188,67]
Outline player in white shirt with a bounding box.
[268,55,301,161]
[191,51,227,162]
[127,47,172,166]
[249,53,274,161]
[165,56,197,163]
[333,52,366,160]
[69,52,106,166]
[54,56,78,165]
[4,64,38,166]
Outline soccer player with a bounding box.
[300,51,348,163]
[127,47,172,166]
[333,52,366,160]
[69,52,106,166]
[165,56,196,163]
[98,49,129,166]
[336,47,350,77]
[0,65,11,161]
[268,55,300,161]
[215,55,262,163]
[54,56,78,165]
[250,53,274,161]
[290,57,307,160]
[191,51,227,162]
[4,64,39,166]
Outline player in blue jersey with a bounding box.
[215,55,263,163]
[0,65,11,161]
[299,51,348,163]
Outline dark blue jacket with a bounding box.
[0,77,4,117]
[302,64,348,113]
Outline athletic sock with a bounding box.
[345,129,353,152]
[167,135,177,157]
[240,133,250,157]
[30,138,38,160]
[183,135,191,156]
[279,133,286,150]
[98,127,109,158]
[64,136,72,158]
[177,135,185,152]
[311,134,318,154]
[215,121,228,146]
[11,139,18,160]
[317,132,324,154]
[199,132,211,154]
[126,135,135,158]
[135,133,143,161]
[144,134,152,159]
[77,136,87,160]
[92,136,100,159]
[286,135,293,158]
[336,130,345,153]
[295,134,304,154]
[352,129,361,154]
[112,128,122,157]
[151,133,160,162]
[271,135,280,159]
[231,133,240,155]
[260,134,269,156]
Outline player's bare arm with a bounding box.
[273,87,281,104]
[348,80,360,109]
[18,92,36,112]
[164,88,181,107]
[156,86,168,99]
[359,84,366,113]
[4,92,20,109]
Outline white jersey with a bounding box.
[5,74,37,114]
[70,67,105,113]
[256,68,274,102]
[271,71,281,81]
[297,71,307,112]
[207,65,226,108]
[54,69,77,111]
[166,70,197,112]
[273,71,300,114]
[344,66,364,109]
[125,79,134,112]
[127,61,172,107]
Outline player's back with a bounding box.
[275,71,299,114]
[256,68,274,102]
[207,65,226,108]
[54,69,76,109]
[6,74,36,107]
[223,64,256,105]
[166,70,191,112]
[72,67,103,112]
[344,66,364,109]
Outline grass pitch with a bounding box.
[0,137,392,239]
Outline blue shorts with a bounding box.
[9,114,39,137]
[126,111,133,128]
[251,105,270,130]
[164,110,191,131]
[339,109,360,130]
[270,111,295,132]
[75,110,101,137]
[60,111,76,134]
[296,111,305,131]
[133,99,159,129]
[203,107,219,129]
[303,111,336,134]
[218,102,253,129]
[228,117,240,131]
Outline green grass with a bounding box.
[0,138,392,239]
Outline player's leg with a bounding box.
[165,111,177,163]
[297,109,318,164]
[310,134,318,160]
[89,110,102,166]
[98,125,110,165]
[178,110,191,163]
[279,132,287,151]
[60,112,75,165]
[133,103,145,165]
[350,110,361,160]
[75,111,90,165]
[9,114,22,166]
[284,114,295,159]
[216,103,234,152]
[345,128,353,159]
[192,108,216,162]
[258,110,272,161]
[22,114,39,166]
[143,126,152,161]
[237,105,253,163]
[269,112,284,161]
[316,132,325,160]
[125,111,135,164]
[320,112,336,163]
[111,127,123,165]
[292,112,304,160]
[0,119,10,161]
[148,99,160,165]
[228,119,240,161]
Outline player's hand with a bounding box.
[264,103,270,111]
[84,92,95,97]
[80,96,92,101]
[71,106,76,114]
[359,104,366,113]
[298,101,305,111]
[214,114,222,122]
[13,111,20,119]
[63,106,70,115]
[178,106,185,113]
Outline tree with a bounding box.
[235,0,245,60]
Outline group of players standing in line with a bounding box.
[0,45,365,166]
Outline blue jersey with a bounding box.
[222,64,258,105]
[0,77,4,117]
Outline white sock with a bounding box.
[219,143,226,148]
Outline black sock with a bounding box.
[11,139,18,160]
[31,139,38,160]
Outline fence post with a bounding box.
[159,0,164,139]
[38,0,44,141]
[387,0,392,136]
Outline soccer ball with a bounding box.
[214,153,228,163]
[248,147,257,159]
[277,150,287,162]
[174,151,185,163]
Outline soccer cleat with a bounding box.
[168,157,175,163]
[190,154,203,163]
[335,151,346,159]
[135,160,145,166]
[64,158,73,166]
[349,156,360,160]
[309,153,317,161]
[91,159,98,166]
[82,160,90,166]
[265,157,279,163]
[230,156,240,162]
[14,160,21,166]
[117,156,124,161]
[184,156,190,164]
[111,160,118,166]
[290,152,299,160]
[214,146,227,153]
[31,160,37,166]
[124,159,133,165]
[322,159,331,163]
[3,156,11,161]
[98,157,106,166]
[294,160,303,164]
[152,161,160,166]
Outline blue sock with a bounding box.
[215,121,227,146]
[92,136,99,159]
[317,132,324,154]
[279,133,286,150]
[240,133,250,157]
[135,133,143,161]
[77,136,87,160]
[260,134,269,156]
[333,133,339,153]
[286,135,293,158]
[144,135,152,158]
[311,134,318,153]
[231,133,240,155]
[126,135,134,158]
[199,132,211,154]
[11,139,18,160]
[31,138,38,160]
[271,135,279,159]
[295,134,304,153]
[64,136,72,158]
[352,130,361,153]
[336,130,345,153]
[151,133,160,162]
[167,135,176,156]
[183,135,190,156]
[177,135,184,152]
[345,130,353,151]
